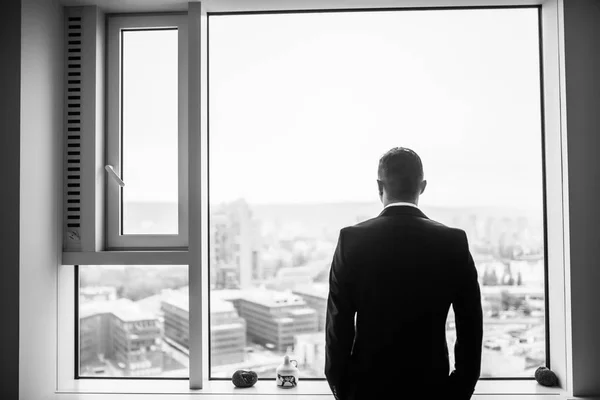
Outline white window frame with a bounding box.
[106,13,189,250]
[57,0,572,397]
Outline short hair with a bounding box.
[378,147,424,200]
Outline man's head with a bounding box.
[377,147,427,206]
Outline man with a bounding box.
[325,147,483,400]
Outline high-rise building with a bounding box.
[210,200,260,289]
[235,290,318,352]
[80,299,163,376]
[161,288,246,366]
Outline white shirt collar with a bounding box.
[383,201,419,210]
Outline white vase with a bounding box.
[276,355,299,388]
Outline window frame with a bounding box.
[57,0,572,396]
[106,13,189,250]
[203,4,551,382]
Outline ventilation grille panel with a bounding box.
[64,9,83,250]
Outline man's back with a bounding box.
[325,205,483,400]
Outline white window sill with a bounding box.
[56,379,566,399]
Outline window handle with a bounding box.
[105,165,125,187]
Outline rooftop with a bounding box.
[80,286,117,297]
[292,283,329,300]
[161,290,189,312]
[240,290,307,308]
[211,322,245,332]
[211,289,248,302]
[80,298,156,322]
[287,308,317,316]
[161,288,240,314]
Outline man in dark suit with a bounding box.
[325,147,483,400]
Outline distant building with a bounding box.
[80,286,117,303]
[161,289,246,366]
[264,259,330,291]
[211,200,260,289]
[80,312,109,366]
[293,283,328,331]
[80,299,163,376]
[211,299,247,365]
[294,332,325,374]
[235,290,318,352]
[161,291,190,349]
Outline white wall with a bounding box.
[0,1,22,399]
[19,0,64,399]
[564,0,600,397]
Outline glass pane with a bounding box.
[208,9,544,379]
[79,265,189,377]
[121,29,179,235]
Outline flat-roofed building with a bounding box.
[80,299,163,376]
[293,283,328,331]
[110,300,163,376]
[80,286,117,303]
[161,289,246,366]
[161,290,190,349]
[236,290,318,352]
[211,299,247,365]
[80,309,110,367]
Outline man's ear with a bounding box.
[420,180,427,195]
[377,180,384,196]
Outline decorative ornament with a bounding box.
[535,366,558,387]
[232,370,258,388]
[276,355,299,388]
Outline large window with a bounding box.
[68,4,569,393]
[207,8,545,379]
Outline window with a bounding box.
[207,8,546,379]
[75,13,192,383]
[78,265,189,378]
[106,15,189,249]
[61,1,569,394]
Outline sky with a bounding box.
[209,8,543,209]
[121,8,544,210]
[122,29,179,205]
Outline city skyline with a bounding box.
[79,197,546,379]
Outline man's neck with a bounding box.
[383,199,418,208]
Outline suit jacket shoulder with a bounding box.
[343,211,467,245]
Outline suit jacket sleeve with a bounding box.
[325,229,356,400]
[449,231,484,400]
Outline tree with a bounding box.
[482,269,491,286]
[501,290,524,311]
[482,268,499,286]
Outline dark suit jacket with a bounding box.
[325,205,483,400]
